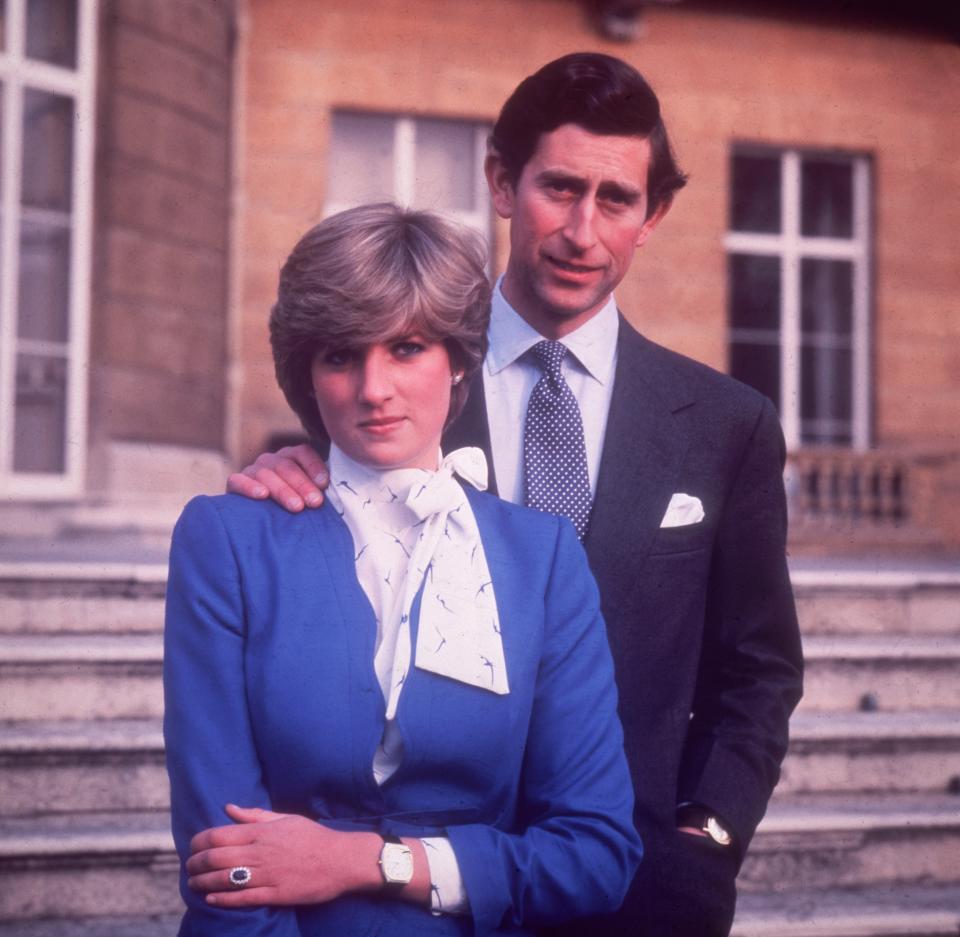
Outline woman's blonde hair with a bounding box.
[270,203,491,444]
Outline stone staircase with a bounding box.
[0,562,180,935]
[733,565,960,936]
[0,559,958,935]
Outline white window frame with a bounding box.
[0,0,98,497]
[724,147,871,450]
[325,114,491,242]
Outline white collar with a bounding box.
[486,276,619,386]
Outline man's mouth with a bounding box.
[546,256,601,275]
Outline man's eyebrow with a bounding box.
[535,169,584,188]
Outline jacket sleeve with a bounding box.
[678,396,804,851]
[446,517,643,935]
[163,496,302,937]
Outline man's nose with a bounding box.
[563,198,598,252]
[357,350,393,403]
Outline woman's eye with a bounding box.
[393,341,425,357]
[322,348,354,366]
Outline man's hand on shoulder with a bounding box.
[226,444,329,512]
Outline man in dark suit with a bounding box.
[230,53,803,937]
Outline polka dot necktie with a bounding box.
[522,340,592,540]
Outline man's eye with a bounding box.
[601,191,630,207]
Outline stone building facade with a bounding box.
[2,0,958,554]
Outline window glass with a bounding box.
[727,146,868,449]
[13,352,67,473]
[2,0,91,491]
[413,119,476,212]
[801,159,853,238]
[328,112,395,205]
[801,259,852,336]
[800,344,852,445]
[18,219,70,342]
[26,0,77,68]
[22,88,74,211]
[729,253,780,331]
[730,153,780,233]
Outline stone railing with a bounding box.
[785,446,960,553]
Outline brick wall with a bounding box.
[236,0,959,464]
[89,0,235,454]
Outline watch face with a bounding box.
[705,816,733,847]
[381,843,414,884]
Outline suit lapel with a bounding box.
[442,374,499,496]
[585,319,694,577]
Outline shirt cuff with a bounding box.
[421,836,469,915]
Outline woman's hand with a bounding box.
[186,804,383,908]
[226,444,329,512]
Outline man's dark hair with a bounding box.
[489,52,687,218]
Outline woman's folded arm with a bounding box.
[164,496,304,936]
[447,517,642,935]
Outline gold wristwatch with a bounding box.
[378,834,414,894]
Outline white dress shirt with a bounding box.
[483,278,620,506]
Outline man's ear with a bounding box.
[635,198,672,248]
[485,150,516,220]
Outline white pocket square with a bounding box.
[660,493,705,528]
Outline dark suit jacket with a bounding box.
[164,488,641,936]
[444,318,803,933]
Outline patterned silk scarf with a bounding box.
[327,445,509,736]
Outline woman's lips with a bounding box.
[358,416,405,434]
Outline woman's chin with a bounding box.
[335,439,440,473]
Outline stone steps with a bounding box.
[781,710,960,795]
[800,634,960,712]
[791,567,960,636]
[740,794,960,892]
[0,718,167,815]
[0,633,164,721]
[733,884,960,937]
[0,810,180,921]
[4,591,956,720]
[0,559,957,934]
[0,915,181,937]
[0,562,166,634]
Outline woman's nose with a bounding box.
[357,350,393,404]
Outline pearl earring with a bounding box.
[451,373,464,385]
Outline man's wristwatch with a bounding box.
[378,834,414,894]
[677,806,734,847]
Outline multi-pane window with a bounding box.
[326,112,491,242]
[0,0,97,496]
[726,147,871,448]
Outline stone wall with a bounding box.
[88,0,236,494]
[236,0,959,466]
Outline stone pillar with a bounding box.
[87,0,237,502]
